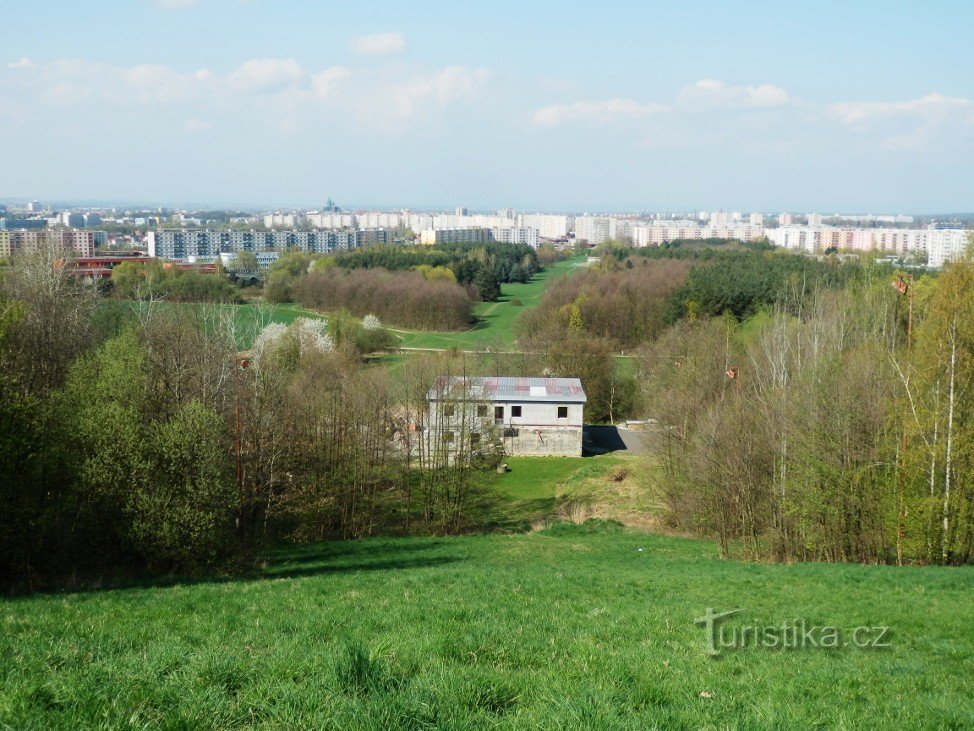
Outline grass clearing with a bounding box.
[392,256,584,351]
[2,528,972,727]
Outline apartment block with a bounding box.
[490,227,540,247]
[0,229,97,258]
[573,216,614,244]
[419,228,492,245]
[147,229,390,259]
[517,214,570,239]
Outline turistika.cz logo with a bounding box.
[694,608,891,656]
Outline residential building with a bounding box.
[419,227,491,245]
[147,228,389,260]
[0,217,47,230]
[518,214,570,239]
[710,211,733,227]
[306,212,355,228]
[0,229,97,258]
[807,213,824,227]
[490,227,540,247]
[426,376,587,458]
[573,216,613,244]
[749,212,763,226]
[927,230,972,268]
[263,212,308,229]
[59,211,85,228]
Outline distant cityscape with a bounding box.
[1,198,971,271]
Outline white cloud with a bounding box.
[828,92,972,124]
[533,98,666,127]
[227,58,305,93]
[150,0,199,9]
[533,79,789,127]
[828,92,974,152]
[311,66,351,98]
[392,65,490,118]
[7,57,35,70]
[676,79,789,109]
[1,56,497,137]
[349,32,407,56]
[181,117,212,134]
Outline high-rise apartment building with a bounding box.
[518,214,569,239]
[573,216,613,244]
[147,229,389,259]
[0,229,97,258]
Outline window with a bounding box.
[511,405,522,418]
[557,406,568,419]
[476,404,488,418]
[494,406,504,420]
[503,427,519,438]
[443,405,455,417]
[443,431,454,443]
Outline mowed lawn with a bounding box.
[2,529,972,728]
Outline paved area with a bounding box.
[583,425,650,456]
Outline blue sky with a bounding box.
[3,0,972,212]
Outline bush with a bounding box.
[353,326,397,354]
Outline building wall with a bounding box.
[147,228,383,259]
[426,399,584,457]
[490,227,540,247]
[0,229,96,257]
[518,214,569,239]
[419,227,491,245]
[573,216,612,244]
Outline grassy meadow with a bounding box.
[3,522,972,728]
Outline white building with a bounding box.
[305,212,354,229]
[263,212,309,229]
[147,228,384,259]
[518,214,570,239]
[573,216,614,244]
[426,376,587,457]
[927,230,972,268]
[491,227,540,247]
[807,213,824,227]
[749,212,764,226]
[59,211,84,228]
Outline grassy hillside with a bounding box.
[3,525,972,728]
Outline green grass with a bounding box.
[392,256,584,351]
[3,528,972,728]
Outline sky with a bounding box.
[2,0,973,213]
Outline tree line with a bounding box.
[0,246,505,590]
[641,253,974,565]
